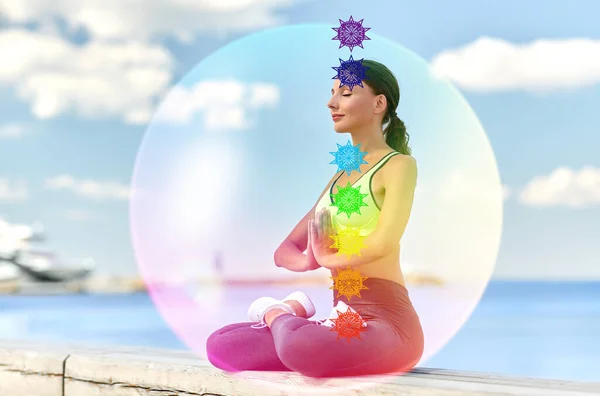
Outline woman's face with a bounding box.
[327,79,383,133]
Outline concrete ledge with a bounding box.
[0,340,599,396]
[0,341,66,396]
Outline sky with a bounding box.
[0,0,599,280]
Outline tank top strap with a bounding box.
[367,151,400,176]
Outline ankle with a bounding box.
[284,300,307,318]
[265,307,291,327]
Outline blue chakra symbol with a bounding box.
[330,140,368,176]
[332,55,370,91]
[332,16,371,52]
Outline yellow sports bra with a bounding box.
[314,151,400,236]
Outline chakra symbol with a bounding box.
[330,266,369,301]
[329,140,368,176]
[329,227,367,259]
[330,182,369,218]
[332,16,371,52]
[332,55,370,92]
[330,309,368,342]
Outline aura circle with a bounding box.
[130,24,502,393]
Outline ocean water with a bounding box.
[0,281,599,384]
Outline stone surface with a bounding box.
[1,340,599,396]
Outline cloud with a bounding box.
[0,178,28,202]
[0,29,173,124]
[430,36,600,92]
[0,123,27,139]
[155,79,280,129]
[518,166,600,208]
[0,0,298,42]
[0,217,36,255]
[45,175,131,200]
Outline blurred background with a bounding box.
[0,0,599,385]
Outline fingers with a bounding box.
[313,208,335,248]
[321,210,328,239]
[322,208,333,237]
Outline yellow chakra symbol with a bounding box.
[329,226,366,259]
[330,267,369,301]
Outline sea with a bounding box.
[0,280,599,384]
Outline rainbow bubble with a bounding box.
[130,24,502,394]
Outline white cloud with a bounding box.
[0,123,27,139]
[0,178,28,202]
[0,217,36,255]
[0,0,297,42]
[155,79,280,129]
[0,29,173,124]
[430,36,600,92]
[518,166,600,208]
[45,175,131,201]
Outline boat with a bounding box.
[0,220,96,290]
[0,263,20,294]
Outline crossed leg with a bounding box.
[206,315,416,378]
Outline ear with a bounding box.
[373,94,387,116]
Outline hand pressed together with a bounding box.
[309,208,338,263]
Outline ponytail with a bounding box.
[362,59,412,156]
[383,111,411,155]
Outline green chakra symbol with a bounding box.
[330,182,368,218]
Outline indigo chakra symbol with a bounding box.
[332,55,370,91]
[330,140,368,176]
[332,16,371,52]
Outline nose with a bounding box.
[327,96,338,111]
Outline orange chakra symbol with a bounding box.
[330,309,367,342]
[330,267,369,301]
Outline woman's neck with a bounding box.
[349,128,390,157]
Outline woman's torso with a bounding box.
[314,150,408,287]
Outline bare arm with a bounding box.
[312,155,418,269]
[274,172,340,272]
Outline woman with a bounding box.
[206,59,424,378]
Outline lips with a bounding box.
[332,114,344,120]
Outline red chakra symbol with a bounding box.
[330,309,367,342]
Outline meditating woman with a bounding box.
[206,59,424,378]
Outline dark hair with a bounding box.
[361,59,412,155]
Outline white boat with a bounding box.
[0,263,20,293]
[0,220,95,286]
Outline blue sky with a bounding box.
[0,0,599,280]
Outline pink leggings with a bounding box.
[206,278,424,378]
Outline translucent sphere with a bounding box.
[130,24,502,393]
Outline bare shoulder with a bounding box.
[388,154,417,173]
[383,154,417,186]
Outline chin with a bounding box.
[333,123,348,133]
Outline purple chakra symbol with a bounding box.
[332,55,370,91]
[332,16,371,52]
